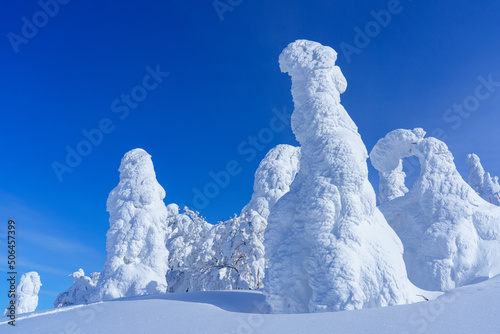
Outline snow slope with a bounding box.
[2,275,500,333]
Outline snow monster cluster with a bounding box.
[13,39,500,316]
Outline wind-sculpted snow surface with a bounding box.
[370,129,500,291]
[466,153,500,206]
[93,149,170,301]
[3,272,41,315]
[54,269,99,308]
[167,145,300,292]
[264,40,415,313]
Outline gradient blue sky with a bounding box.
[1,0,500,311]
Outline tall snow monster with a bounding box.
[263,40,416,313]
[370,129,500,291]
[93,148,170,301]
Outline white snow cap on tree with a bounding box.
[54,269,100,308]
[264,40,416,313]
[93,148,170,301]
[370,129,500,291]
[4,272,41,315]
[466,153,500,205]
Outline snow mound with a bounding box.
[263,40,416,313]
[466,153,500,205]
[370,128,500,291]
[54,269,99,308]
[3,272,41,316]
[93,148,170,301]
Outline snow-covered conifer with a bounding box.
[370,129,500,291]
[3,272,41,315]
[466,153,500,205]
[54,269,99,307]
[264,40,415,313]
[93,148,170,301]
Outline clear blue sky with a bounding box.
[1,0,500,311]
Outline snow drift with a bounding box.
[93,149,170,301]
[370,128,500,291]
[263,39,417,313]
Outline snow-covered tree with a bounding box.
[166,144,300,292]
[93,148,170,301]
[264,40,416,313]
[466,153,500,205]
[377,159,408,204]
[165,205,215,292]
[370,129,500,291]
[3,272,41,315]
[54,269,99,308]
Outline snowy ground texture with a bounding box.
[1,274,500,334]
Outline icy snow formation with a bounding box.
[54,269,100,308]
[3,272,41,315]
[370,129,500,291]
[93,149,170,301]
[166,144,300,292]
[466,153,500,205]
[377,159,408,204]
[263,40,415,313]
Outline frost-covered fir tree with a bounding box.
[466,153,500,205]
[54,269,100,307]
[3,272,41,316]
[235,144,300,289]
[370,129,500,291]
[165,205,215,292]
[264,40,416,313]
[166,144,299,292]
[93,148,170,301]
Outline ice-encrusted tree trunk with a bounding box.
[4,272,41,315]
[370,129,500,291]
[264,40,415,313]
[54,269,100,307]
[466,153,500,205]
[93,148,170,301]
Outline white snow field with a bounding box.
[1,275,500,334]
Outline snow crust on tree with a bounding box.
[54,269,100,308]
[263,40,416,313]
[3,272,41,315]
[377,159,408,204]
[466,153,500,205]
[93,148,170,301]
[370,128,500,291]
[166,144,300,292]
